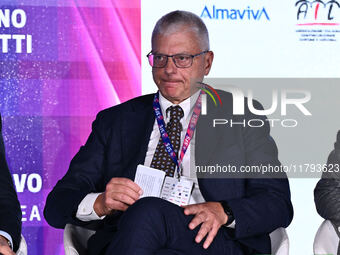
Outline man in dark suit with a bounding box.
[44,10,293,255]
[314,130,340,236]
[0,115,22,254]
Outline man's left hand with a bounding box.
[182,202,228,249]
[0,235,14,255]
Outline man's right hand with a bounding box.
[94,177,143,217]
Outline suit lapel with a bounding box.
[121,95,155,173]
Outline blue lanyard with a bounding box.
[153,91,202,180]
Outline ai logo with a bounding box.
[296,0,340,24]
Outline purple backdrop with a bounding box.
[0,1,141,254]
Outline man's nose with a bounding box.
[164,57,177,74]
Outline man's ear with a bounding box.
[204,51,214,76]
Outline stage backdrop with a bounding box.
[0,0,140,254]
[141,1,340,255]
[1,0,340,254]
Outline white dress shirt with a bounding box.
[76,91,235,228]
[0,231,13,250]
[143,90,205,205]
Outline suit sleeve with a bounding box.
[44,111,114,229]
[314,131,340,226]
[0,117,22,252]
[226,100,294,238]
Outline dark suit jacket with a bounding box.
[0,116,22,251]
[44,91,293,254]
[314,130,340,235]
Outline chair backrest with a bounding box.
[314,220,339,255]
[16,235,27,255]
[269,227,289,255]
[64,224,96,255]
[64,224,288,255]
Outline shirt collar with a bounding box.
[158,90,201,122]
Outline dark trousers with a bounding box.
[104,197,247,255]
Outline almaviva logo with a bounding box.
[200,5,270,21]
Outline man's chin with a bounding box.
[159,91,184,104]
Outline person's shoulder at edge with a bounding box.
[99,93,155,115]
[93,93,156,124]
[321,130,340,179]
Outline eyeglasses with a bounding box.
[146,50,209,68]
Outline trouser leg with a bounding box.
[104,197,245,255]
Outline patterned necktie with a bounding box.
[150,105,184,177]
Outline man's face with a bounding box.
[152,27,214,104]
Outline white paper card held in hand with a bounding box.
[134,165,165,198]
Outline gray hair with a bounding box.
[151,10,210,51]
